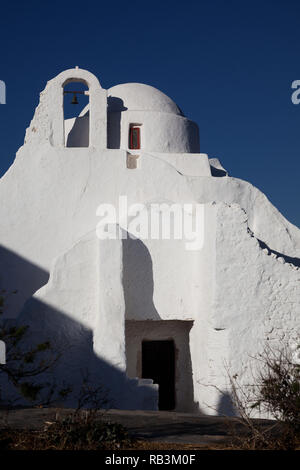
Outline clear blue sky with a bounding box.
[0,0,299,227]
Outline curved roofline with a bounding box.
[77,82,185,118]
[107,82,184,116]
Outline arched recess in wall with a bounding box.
[63,79,89,147]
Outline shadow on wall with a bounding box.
[0,245,49,318]
[66,96,128,149]
[122,237,161,320]
[66,115,89,147]
[258,238,300,267]
[217,392,237,417]
[122,236,198,413]
[0,240,157,410]
[1,295,158,410]
[107,97,128,149]
[0,238,199,413]
[210,166,227,177]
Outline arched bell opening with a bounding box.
[63,79,89,147]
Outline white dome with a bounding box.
[75,82,199,153]
[107,83,183,115]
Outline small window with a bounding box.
[129,126,141,150]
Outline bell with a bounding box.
[71,93,78,105]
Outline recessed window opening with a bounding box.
[63,80,89,147]
[129,124,141,150]
[127,153,139,169]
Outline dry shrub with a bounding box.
[0,410,131,450]
[228,343,300,450]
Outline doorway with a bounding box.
[142,340,175,410]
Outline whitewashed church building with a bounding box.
[0,67,299,414]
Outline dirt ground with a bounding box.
[0,407,279,450]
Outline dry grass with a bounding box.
[0,429,233,450]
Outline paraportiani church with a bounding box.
[0,67,299,414]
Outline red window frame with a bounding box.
[129,126,141,150]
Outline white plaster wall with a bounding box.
[123,232,202,322]
[196,202,300,416]
[188,175,300,258]
[68,108,200,153]
[148,152,211,176]
[108,110,200,153]
[189,203,218,414]
[0,143,197,318]
[25,67,107,150]
[94,231,126,372]
[15,231,158,410]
